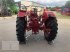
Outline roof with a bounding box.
[21,1,45,7]
[30,1,45,6]
[30,1,45,7]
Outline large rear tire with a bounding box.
[16,17,27,44]
[44,16,58,42]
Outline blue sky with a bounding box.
[14,0,69,7]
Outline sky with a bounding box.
[15,0,68,2]
[14,0,69,7]
[15,0,20,2]
[29,0,68,3]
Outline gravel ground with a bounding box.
[0,15,70,52]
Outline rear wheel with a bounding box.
[16,17,27,44]
[44,16,58,44]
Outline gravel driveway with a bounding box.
[0,16,70,52]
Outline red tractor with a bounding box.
[16,5,58,44]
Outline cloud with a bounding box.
[28,0,68,3]
[46,1,66,7]
[15,0,68,3]
[14,0,20,2]
[15,0,68,7]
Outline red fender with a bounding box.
[47,11,55,17]
[18,10,26,17]
[42,11,55,22]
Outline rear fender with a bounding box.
[47,11,55,17]
[17,10,26,17]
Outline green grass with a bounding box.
[55,12,70,19]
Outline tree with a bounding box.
[65,1,70,7]
[0,0,8,16]
[7,0,18,14]
[0,0,16,16]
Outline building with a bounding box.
[21,0,46,16]
[21,0,45,10]
[61,7,70,16]
[55,7,61,12]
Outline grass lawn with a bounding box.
[55,12,70,19]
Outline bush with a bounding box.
[10,5,19,14]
